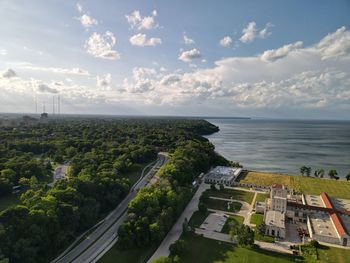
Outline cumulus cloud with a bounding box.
[78,14,98,28]
[220,36,232,47]
[260,41,303,62]
[129,33,162,46]
[316,26,350,59]
[240,21,273,43]
[96,73,112,90]
[125,10,158,30]
[179,49,201,62]
[183,33,195,44]
[2,68,17,78]
[85,31,120,60]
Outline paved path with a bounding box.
[194,228,292,255]
[52,155,167,263]
[147,182,210,263]
[245,192,257,225]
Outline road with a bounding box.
[148,180,210,262]
[52,154,167,263]
[47,162,70,187]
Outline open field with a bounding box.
[0,194,20,212]
[176,233,299,263]
[221,215,244,234]
[204,198,242,212]
[206,189,255,204]
[240,171,350,198]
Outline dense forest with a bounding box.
[0,118,224,263]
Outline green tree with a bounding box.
[328,169,338,179]
[236,225,255,247]
[346,172,350,181]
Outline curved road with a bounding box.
[52,154,168,263]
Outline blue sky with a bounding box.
[1,0,350,119]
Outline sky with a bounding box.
[0,0,350,119]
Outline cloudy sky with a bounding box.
[1,0,350,119]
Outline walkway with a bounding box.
[147,182,210,262]
[194,228,292,255]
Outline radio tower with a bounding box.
[52,96,55,115]
[58,95,61,115]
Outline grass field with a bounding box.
[315,245,350,263]
[0,194,20,212]
[255,193,269,204]
[240,171,350,198]
[204,198,242,212]
[99,244,157,263]
[176,233,299,263]
[250,213,264,225]
[221,215,244,234]
[206,188,255,204]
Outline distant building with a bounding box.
[205,166,242,186]
[40,112,49,123]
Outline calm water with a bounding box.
[206,119,350,177]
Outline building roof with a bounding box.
[321,192,334,209]
[330,212,347,237]
[265,210,285,229]
[272,184,284,189]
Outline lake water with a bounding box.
[205,119,350,177]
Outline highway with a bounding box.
[52,153,168,263]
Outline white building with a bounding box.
[205,166,242,186]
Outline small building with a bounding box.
[204,166,241,186]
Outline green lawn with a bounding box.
[99,243,158,263]
[0,194,20,212]
[315,245,350,263]
[204,198,242,212]
[240,171,350,199]
[250,213,264,225]
[206,188,255,204]
[175,233,299,263]
[255,193,269,205]
[188,210,212,228]
[221,216,244,234]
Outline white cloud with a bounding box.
[183,34,195,44]
[240,22,257,43]
[2,68,17,78]
[36,83,58,94]
[220,36,232,47]
[0,49,7,55]
[78,14,98,28]
[76,3,83,13]
[85,31,120,60]
[260,41,303,62]
[179,49,201,62]
[23,65,90,76]
[259,23,274,38]
[96,73,112,89]
[240,21,273,43]
[129,33,162,47]
[316,26,350,59]
[125,10,159,30]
